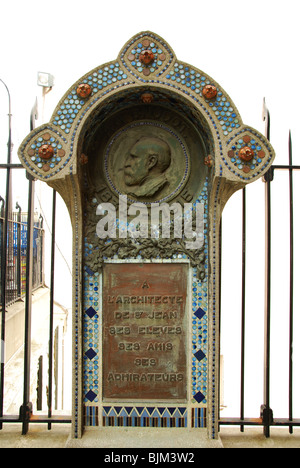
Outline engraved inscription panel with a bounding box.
[102,263,188,401]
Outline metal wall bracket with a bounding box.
[260,404,274,437]
[263,166,274,183]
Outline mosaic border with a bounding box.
[84,405,206,429]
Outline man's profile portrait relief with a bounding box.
[104,121,191,203]
[124,136,171,198]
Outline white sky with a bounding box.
[0,0,299,162]
[1,0,300,419]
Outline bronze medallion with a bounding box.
[104,121,190,204]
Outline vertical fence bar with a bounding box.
[0,190,8,429]
[37,356,43,411]
[48,189,56,430]
[0,197,3,311]
[261,99,273,437]
[0,198,4,302]
[39,215,44,286]
[262,174,273,437]
[0,191,7,429]
[20,174,35,435]
[19,95,39,434]
[263,98,270,142]
[288,130,294,434]
[16,203,22,298]
[54,326,59,411]
[0,79,12,430]
[0,199,4,279]
[240,187,246,432]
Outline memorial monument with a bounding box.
[18,32,275,446]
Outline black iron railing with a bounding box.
[0,79,71,434]
[219,101,300,436]
[0,173,71,434]
[0,209,44,307]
